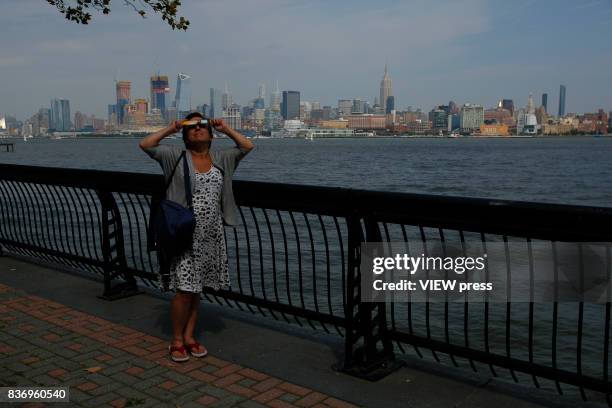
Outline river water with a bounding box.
[2,135,612,207]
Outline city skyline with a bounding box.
[1,0,611,118]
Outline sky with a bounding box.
[1,0,611,119]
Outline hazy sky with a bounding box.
[1,0,611,119]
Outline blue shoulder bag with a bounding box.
[153,150,195,260]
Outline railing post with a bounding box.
[95,190,142,300]
[337,210,403,380]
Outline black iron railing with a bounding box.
[0,162,611,404]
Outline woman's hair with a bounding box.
[182,111,213,148]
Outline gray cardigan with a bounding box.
[142,143,250,227]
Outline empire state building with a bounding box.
[379,63,392,113]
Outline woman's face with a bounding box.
[184,120,212,146]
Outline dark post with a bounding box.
[95,190,142,300]
[336,210,403,380]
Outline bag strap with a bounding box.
[164,151,186,193]
[183,150,193,209]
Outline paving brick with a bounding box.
[94,353,113,362]
[48,368,68,378]
[295,392,327,407]
[197,384,232,399]
[187,369,217,384]
[322,397,359,408]
[76,381,99,392]
[124,366,145,376]
[253,388,285,404]
[279,393,300,403]
[268,399,297,408]
[238,400,269,408]
[204,355,231,368]
[162,370,192,384]
[214,363,243,377]
[226,383,258,398]
[252,378,283,393]
[278,382,311,397]
[158,380,178,390]
[239,367,269,382]
[213,373,244,388]
[196,394,219,406]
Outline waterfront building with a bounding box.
[263,109,282,130]
[582,109,609,134]
[150,75,169,113]
[258,82,266,107]
[254,98,265,109]
[407,119,432,134]
[429,108,448,131]
[107,104,117,128]
[459,103,484,132]
[501,99,514,116]
[209,88,223,118]
[346,114,386,129]
[351,99,365,114]
[479,123,509,136]
[224,104,242,130]
[541,93,548,113]
[115,81,131,125]
[281,91,300,120]
[448,101,459,114]
[485,102,514,126]
[447,114,460,132]
[338,100,352,117]
[222,83,232,112]
[174,73,192,120]
[320,119,349,129]
[379,63,392,113]
[558,85,566,117]
[385,96,395,115]
[50,98,71,131]
[270,81,281,112]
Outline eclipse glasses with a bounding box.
[182,119,211,131]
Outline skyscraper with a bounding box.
[281,91,300,120]
[270,81,281,112]
[338,100,352,117]
[116,80,131,125]
[558,85,566,117]
[258,82,266,107]
[174,73,192,120]
[150,75,169,113]
[50,98,71,131]
[541,93,548,113]
[222,83,232,112]
[209,88,223,118]
[460,103,484,131]
[385,96,395,114]
[501,99,514,116]
[379,63,392,114]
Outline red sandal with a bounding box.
[168,344,189,362]
[184,342,208,358]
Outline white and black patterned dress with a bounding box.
[166,166,230,293]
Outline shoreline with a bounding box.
[3,133,612,140]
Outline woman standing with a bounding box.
[139,112,254,362]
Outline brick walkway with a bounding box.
[0,283,359,408]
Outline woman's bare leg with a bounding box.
[170,290,192,358]
[183,294,206,354]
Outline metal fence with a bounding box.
[0,162,611,404]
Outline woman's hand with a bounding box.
[210,118,231,134]
[167,120,182,135]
